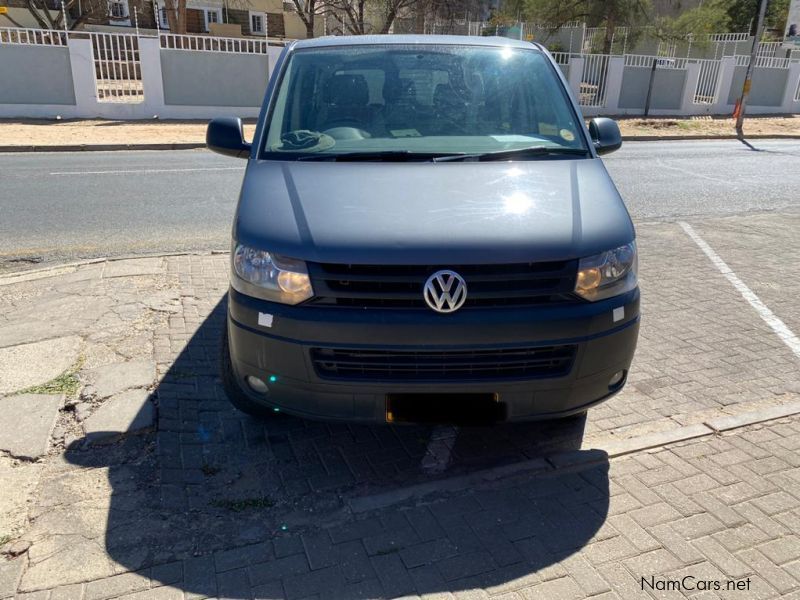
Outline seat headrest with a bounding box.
[324,74,369,106]
[383,77,416,103]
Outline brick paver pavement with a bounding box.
[1,212,799,599]
[13,414,800,600]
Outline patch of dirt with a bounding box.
[615,115,800,137]
[0,115,798,147]
[0,118,257,146]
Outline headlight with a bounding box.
[575,241,638,301]
[231,243,313,305]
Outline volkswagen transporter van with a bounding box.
[208,35,639,424]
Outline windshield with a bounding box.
[263,44,587,159]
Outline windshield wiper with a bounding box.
[297,150,465,162]
[432,146,589,162]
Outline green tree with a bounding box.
[723,0,789,34]
[651,0,731,46]
[523,0,651,53]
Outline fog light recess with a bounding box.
[246,375,269,394]
[608,370,626,390]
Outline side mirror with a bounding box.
[206,117,251,159]
[588,117,622,155]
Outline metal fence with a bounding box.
[623,54,688,69]
[736,54,793,69]
[90,32,143,103]
[0,27,68,45]
[159,32,270,54]
[693,59,722,105]
[579,54,610,107]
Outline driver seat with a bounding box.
[320,74,370,130]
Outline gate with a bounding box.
[693,59,722,105]
[89,32,144,103]
[579,54,611,107]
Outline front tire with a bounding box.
[220,323,277,419]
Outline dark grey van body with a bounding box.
[214,35,639,423]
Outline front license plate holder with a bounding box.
[386,393,504,425]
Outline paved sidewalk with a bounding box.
[0,212,799,599]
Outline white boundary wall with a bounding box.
[0,31,283,119]
[1,30,799,119]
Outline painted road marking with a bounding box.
[656,158,731,184]
[49,167,244,175]
[680,221,800,358]
[421,426,458,475]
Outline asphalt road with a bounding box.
[1,139,799,271]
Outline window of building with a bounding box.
[158,6,170,29]
[282,1,295,12]
[204,7,221,31]
[108,0,129,19]
[250,11,264,34]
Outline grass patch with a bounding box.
[210,496,273,512]
[16,356,85,398]
[0,534,11,547]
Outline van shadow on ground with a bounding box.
[65,296,610,598]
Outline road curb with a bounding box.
[623,134,800,142]
[0,250,228,286]
[0,143,206,153]
[348,401,800,514]
[1,135,799,152]
[705,400,800,432]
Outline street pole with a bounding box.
[735,0,769,141]
[644,58,657,117]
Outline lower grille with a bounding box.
[310,345,577,381]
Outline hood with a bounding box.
[233,159,634,265]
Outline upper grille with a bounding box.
[311,345,577,381]
[306,261,579,309]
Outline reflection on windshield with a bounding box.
[264,44,586,159]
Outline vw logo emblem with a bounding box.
[423,270,467,313]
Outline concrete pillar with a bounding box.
[567,56,584,101]
[680,61,702,116]
[67,37,99,118]
[267,46,282,80]
[138,36,165,116]
[604,56,625,114]
[713,56,736,114]
[780,62,800,112]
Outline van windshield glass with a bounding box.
[263,44,587,159]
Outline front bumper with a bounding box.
[226,287,640,423]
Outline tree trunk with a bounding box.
[24,0,52,29]
[602,4,616,54]
[414,1,425,33]
[380,3,398,34]
[306,19,315,38]
[177,0,187,34]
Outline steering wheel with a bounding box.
[322,124,371,140]
[323,116,369,128]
